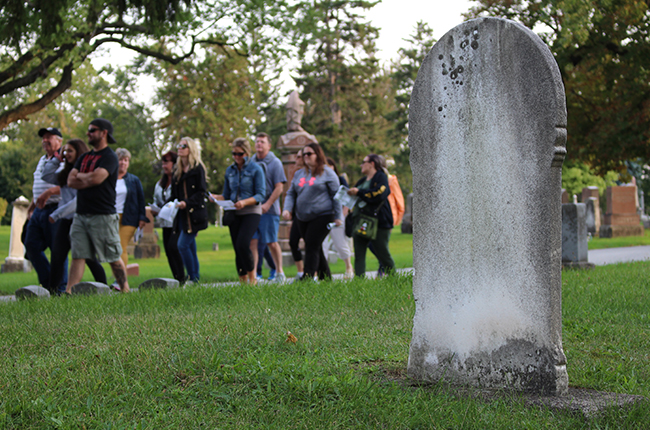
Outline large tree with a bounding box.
[288,0,396,180]
[0,0,288,131]
[465,0,650,174]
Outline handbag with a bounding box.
[353,213,379,240]
[222,210,236,226]
[351,200,385,241]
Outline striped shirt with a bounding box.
[32,155,62,206]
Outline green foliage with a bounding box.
[561,161,618,200]
[146,46,265,192]
[0,197,7,219]
[387,21,437,194]
[0,0,290,130]
[465,0,650,174]
[289,0,397,183]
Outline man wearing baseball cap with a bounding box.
[66,118,130,293]
[25,126,66,290]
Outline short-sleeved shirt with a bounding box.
[74,146,119,215]
[252,151,286,216]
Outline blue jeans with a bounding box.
[25,204,67,289]
[177,230,199,282]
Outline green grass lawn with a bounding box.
[588,227,650,250]
[0,262,648,428]
[0,225,414,295]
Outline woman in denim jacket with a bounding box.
[213,138,265,284]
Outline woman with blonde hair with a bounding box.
[172,137,208,283]
[213,138,265,284]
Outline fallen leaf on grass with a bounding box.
[285,331,297,344]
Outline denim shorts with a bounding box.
[252,213,280,243]
[70,213,122,263]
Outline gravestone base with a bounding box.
[126,263,139,276]
[139,278,180,290]
[133,244,160,259]
[599,225,644,238]
[562,261,595,270]
[2,258,32,273]
[526,387,647,419]
[71,282,111,295]
[15,285,50,299]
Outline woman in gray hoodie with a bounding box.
[283,143,342,281]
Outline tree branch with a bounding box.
[0,43,76,96]
[0,51,35,86]
[0,62,74,131]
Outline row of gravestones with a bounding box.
[403,184,645,239]
[14,278,179,300]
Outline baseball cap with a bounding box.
[89,118,116,144]
[38,127,62,138]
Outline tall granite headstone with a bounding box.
[408,17,568,395]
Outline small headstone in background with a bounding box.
[600,186,644,238]
[585,197,600,237]
[401,193,413,234]
[15,285,50,299]
[2,196,33,274]
[562,203,594,269]
[561,189,569,204]
[139,278,180,290]
[408,17,568,395]
[70,282,111,295]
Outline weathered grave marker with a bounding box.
[15,285,50,299]
[562,203,594,269]
[139,278,180,290]
[408,17,568,395]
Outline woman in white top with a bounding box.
[115,148,148,272]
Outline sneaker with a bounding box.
[273,272,286,283]
[268,269,277,281]
[110,281,121,292]
[256,274,263,281]
[295,272,304,280]
[344,271,354,279]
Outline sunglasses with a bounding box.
[87,127,100,133]
[177,144,188,149]
[302,152,316,157]
[231,151,245,156]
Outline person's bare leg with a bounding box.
[250,238,259,277]
[109,259,130,293]
[344,257,353,274]
[247,270,257,285]
[239,275,247,284]
[66,258,86,294]
[295,260,305,273]
[268,242,284,275]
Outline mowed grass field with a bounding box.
[0,260,649,427]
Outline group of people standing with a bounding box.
[25,122,403,293]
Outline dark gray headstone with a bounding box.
[562,203,594,269]
[401,193,413,234]
[585,197,597,236]
[408,17,568,395]
[139,278,180,290]
[15,285,51,300]
[71,282,111,295]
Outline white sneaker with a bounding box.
[274,273,286,283]
[344,271,354,279]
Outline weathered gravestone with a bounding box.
[139,278,180,290]
[70,282,111,295]
[15,285,50,300]
[600,186,643,238]
[408,17,568,395]
[562,203,594,269]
